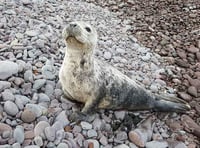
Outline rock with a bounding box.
[25,104,47,117]
[38,93,50,102]
[100,135,108,146]
[12,143,21,148]
[104,51,112,60]
[21,109,36,123]
[24,130,35,139]
[35,39,45,49]
[55,111,69,127]
[187,86,198,97]
[0,123,12,134]
[25,30,39,37]
[177,50,186,59]
[2,130,11,138]
[0,145,12,148]
[14,77,24,86]
[0,81,11,91]
[87,139,99,148]
[2,89,15,101]
[129,116,154,147]
[150,83,158,92]
[57,143,69,148]
[116,131,128,141]
[87,129,97,138]
[13,126,24,144]
[22,0,32,5]
[114,144,129,148]
[196,52,200,61]
[33,79,46,90]
[24,70,33,82]
[177,92,192,101]
[4,101,19,116]
[33,136,43,147]
[92,118,102,130]
[24,146,40,148]
[80,121,92,130]
[0,61,18,80]
[114,111,126,120]
[34,121,50,138]
[141,53,151,61]
[187,45,199,53]
[44,127,56,142]
[42,60,57,80]
[175,59,190,68]
[15,95,30,110]
[145,140,168,148]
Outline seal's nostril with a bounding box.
[70,23,77,28]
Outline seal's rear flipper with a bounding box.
[153,95,191,113]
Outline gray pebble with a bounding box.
[0,145,12,148]
[25,104,47,117]
[86,139,99,148]
[0,61,18,80]
[141,53,151,61]
[2,130,11,139]
[15,95,30,110]
[24,70,33,82]
[2,89,15,101]
[33,79,46,90]
[87,129,97,138]
[38,93,50,102]
[24,146,40,148]
[57,143,69,148]
[13,125,24,144]
[114,111,126,120]
[55,111,69,127]
[25,30,39,37]
[145,140,168,148]
[44,126,56,142]
[116,131,127,141]
[104,51,112,60]
[114,144,129,148]
[4,101,19,116]
[80,121,92,130]
[21,109,36,123]
[34,121,50,138]
[0,81,11,92]
[150,83,159,92]
[100,135,108,146]
[33,136,43,147]
[12,143,21,148]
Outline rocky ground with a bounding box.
[0,0,199,147]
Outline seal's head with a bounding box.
[62,21,97,51]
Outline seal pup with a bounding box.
[59,21,190,121]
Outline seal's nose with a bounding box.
[69,23,77,28]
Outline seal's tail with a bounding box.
[153,94,191,113]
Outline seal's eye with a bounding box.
[85,27,91,33]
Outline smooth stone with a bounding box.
[34,121,50,138]
[42,60,57,80]
[80,121,92,130]
[92,118,103,130]
[24,130,35,139]
[15,95,30,110]
[33,136,43,147]
[0,81,11,91]
[86,139,99,148]
[21,109,36,123]
[24,70,33,82]
[178,92,192,101]
[114,144,129,148]
[4,101,19,116]
[104,51,112,60]
[13,125,24,144]
[0,145,11,148]
[0,123,12,134]
[141,53,151,61]
[33,79,46,90]
[25,104,47,117]
[114,111,126,120]
[55,111,69,127]
[150,84,159,92]
[2,130,11,138]
[2,89,15,101]
[87,129,97,138]
[52,121,63,131]
[187,86,198,97]
[12,143,21,148]
[99,135,108,145]
[24,146,40,148]
[44,126,56,142]
[145,140,168,148]
[25,30,39,37]
[38,93,50,102]
[57,143,69,148]
[116,131,128,141]
[14,77,24,86]
[0,61,18,80]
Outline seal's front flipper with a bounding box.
[153,95,191,113]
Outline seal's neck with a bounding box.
[64,48,94,69]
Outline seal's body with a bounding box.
[59,21,190,119]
